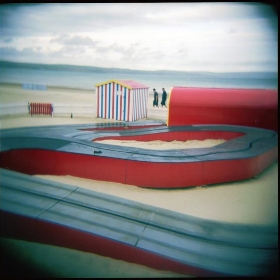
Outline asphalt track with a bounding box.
[0,121,278,188]
[0,120,278,276]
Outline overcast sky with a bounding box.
[0,3,278,72]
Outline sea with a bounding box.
[0,61,278,93]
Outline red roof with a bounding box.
[118,80,149,89]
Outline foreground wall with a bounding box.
[167,87,278,131]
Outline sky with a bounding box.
[0,3,278,72]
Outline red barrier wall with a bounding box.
[1,211,220,277]
[0,146,277,188]
[167,88,278,131]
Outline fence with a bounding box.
[29,103,53,116]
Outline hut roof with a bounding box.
[95,79,149,90]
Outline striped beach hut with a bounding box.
[95,79,149,122]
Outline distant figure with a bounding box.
[153,88,159,107]
[161,88,167,108]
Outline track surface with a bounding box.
[1,168,278,276]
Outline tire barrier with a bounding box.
[167,87,278,131]
[1,169,278,277]
[29,102,53,116]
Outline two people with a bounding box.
[153,88,167,108]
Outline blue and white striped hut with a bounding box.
[95,79,149,122]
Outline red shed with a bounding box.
[167,87,278,131]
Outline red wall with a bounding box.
[0,145,277,188]
[167,87,278,131]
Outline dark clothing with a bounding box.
[161,90,167,106]
[153,91,158,106]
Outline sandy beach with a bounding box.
[0,83,278,277]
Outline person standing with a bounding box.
[161,88,167,108]
[153,88,159,107]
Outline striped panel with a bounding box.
[112,82,115,119]
[123,87,126,121]
[133,89,139,121]
[140,89,144,119]
[120,85,123,121]
[138,89,142,120]
[143,89,148,118]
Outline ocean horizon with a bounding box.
[0,60,278,92]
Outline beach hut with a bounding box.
[95,79,149,122]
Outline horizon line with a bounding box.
[0,59,277,74]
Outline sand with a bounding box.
[0,83,95,105]
[95,139,226,149]
[37,162,278,225]
[0,83,278,277]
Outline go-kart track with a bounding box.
[0,87,278,276]
[0,122,278,188]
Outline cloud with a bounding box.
[0,3,277,72]
[51,35,98,46]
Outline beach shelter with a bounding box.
[95,79,149,122]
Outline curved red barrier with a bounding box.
[167,87,278,131]
[0,124,277,188]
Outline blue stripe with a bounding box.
[116,84,119,120]
[101,85,103,118]
[123,87,126,121]
[133,90,135,121]
[108,84,111,119]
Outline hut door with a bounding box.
[115,87,128,121]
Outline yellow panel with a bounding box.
[94,79,115,87]
[167,87,173,126]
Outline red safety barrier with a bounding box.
[167,87,278,131]
[29,102,53,116]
